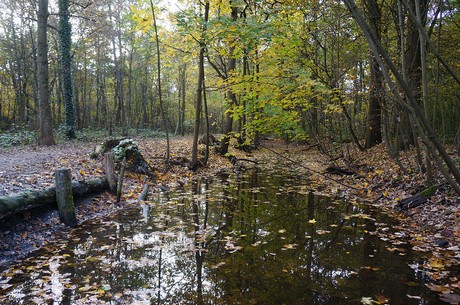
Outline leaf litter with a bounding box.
[0,137,458,302]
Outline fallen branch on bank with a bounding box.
[395,184,445,212]
[0,177,109,221]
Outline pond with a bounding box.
[0,165,445,304]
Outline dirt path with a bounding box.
[0,142,96,196]
[0,137,209,267]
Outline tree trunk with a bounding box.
[37,0,55,145]
[191,1,209,170]
[219,4,239,156]
[364,0,383,149]
[343,0,460,195]
[58,0,76,139]
[181,64,187,135]
[150,0,170,166]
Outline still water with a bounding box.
[0,166,444,304]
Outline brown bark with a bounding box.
[191,1,210,170]
[343,0,460,195]
[364,0,383,149]
[150,0,170,166]
[219,4,239,156]
[37,0,55,145]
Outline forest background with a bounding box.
[0,0,459,189]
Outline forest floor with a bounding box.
[0,136,459,298]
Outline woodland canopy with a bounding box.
[0,0,459,189]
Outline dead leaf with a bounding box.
[428,257,445,269]
[426,283,452,294]
[439,294,460,305]
[375,295,389,304]
[360,296,374,305]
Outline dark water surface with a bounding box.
[0,166,445,304]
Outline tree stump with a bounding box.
[93,138,155,176]
[116,157,127,203]
[55,168,78,227]
[104,152,117,194]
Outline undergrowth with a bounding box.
[0,125,37,148]
[0,126,169,148]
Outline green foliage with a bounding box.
[0,0,458,150]
[111,138,140,161]
[0,125,37,147]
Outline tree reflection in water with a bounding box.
[0,167,445,305]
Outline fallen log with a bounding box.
[325,166,355,176]
[395,184,440,212]
[0,177,109,220]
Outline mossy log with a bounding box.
[93,138,155,176]
[91,138,123,158]
[0,177,109,220]
[395,184,438,212]
[325,166,355,176]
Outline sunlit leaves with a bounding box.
[131,5,152,34]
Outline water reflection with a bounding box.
[0,168,444,304]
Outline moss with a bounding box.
[420,185,437,197]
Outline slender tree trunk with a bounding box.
[150,0,170,166]
[343,0,460,194]
[37,0,55,145]
[176,64,186,136]
[181,65,186,135]
[364,0,383,149]
[220,4,239,156]
[415,0,433,183]
[58,0,76,138]
[203,78,210,164]
[9,12,27,125]
[191,1,210,170]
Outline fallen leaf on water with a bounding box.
[406,294,421,299]
[210,262,226,269]
[282,243,298,250]
[360,296,374,305]
[426,283,452,294]
[375,295,389,304]
[428,257,445,269]
[439,294,460,305]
